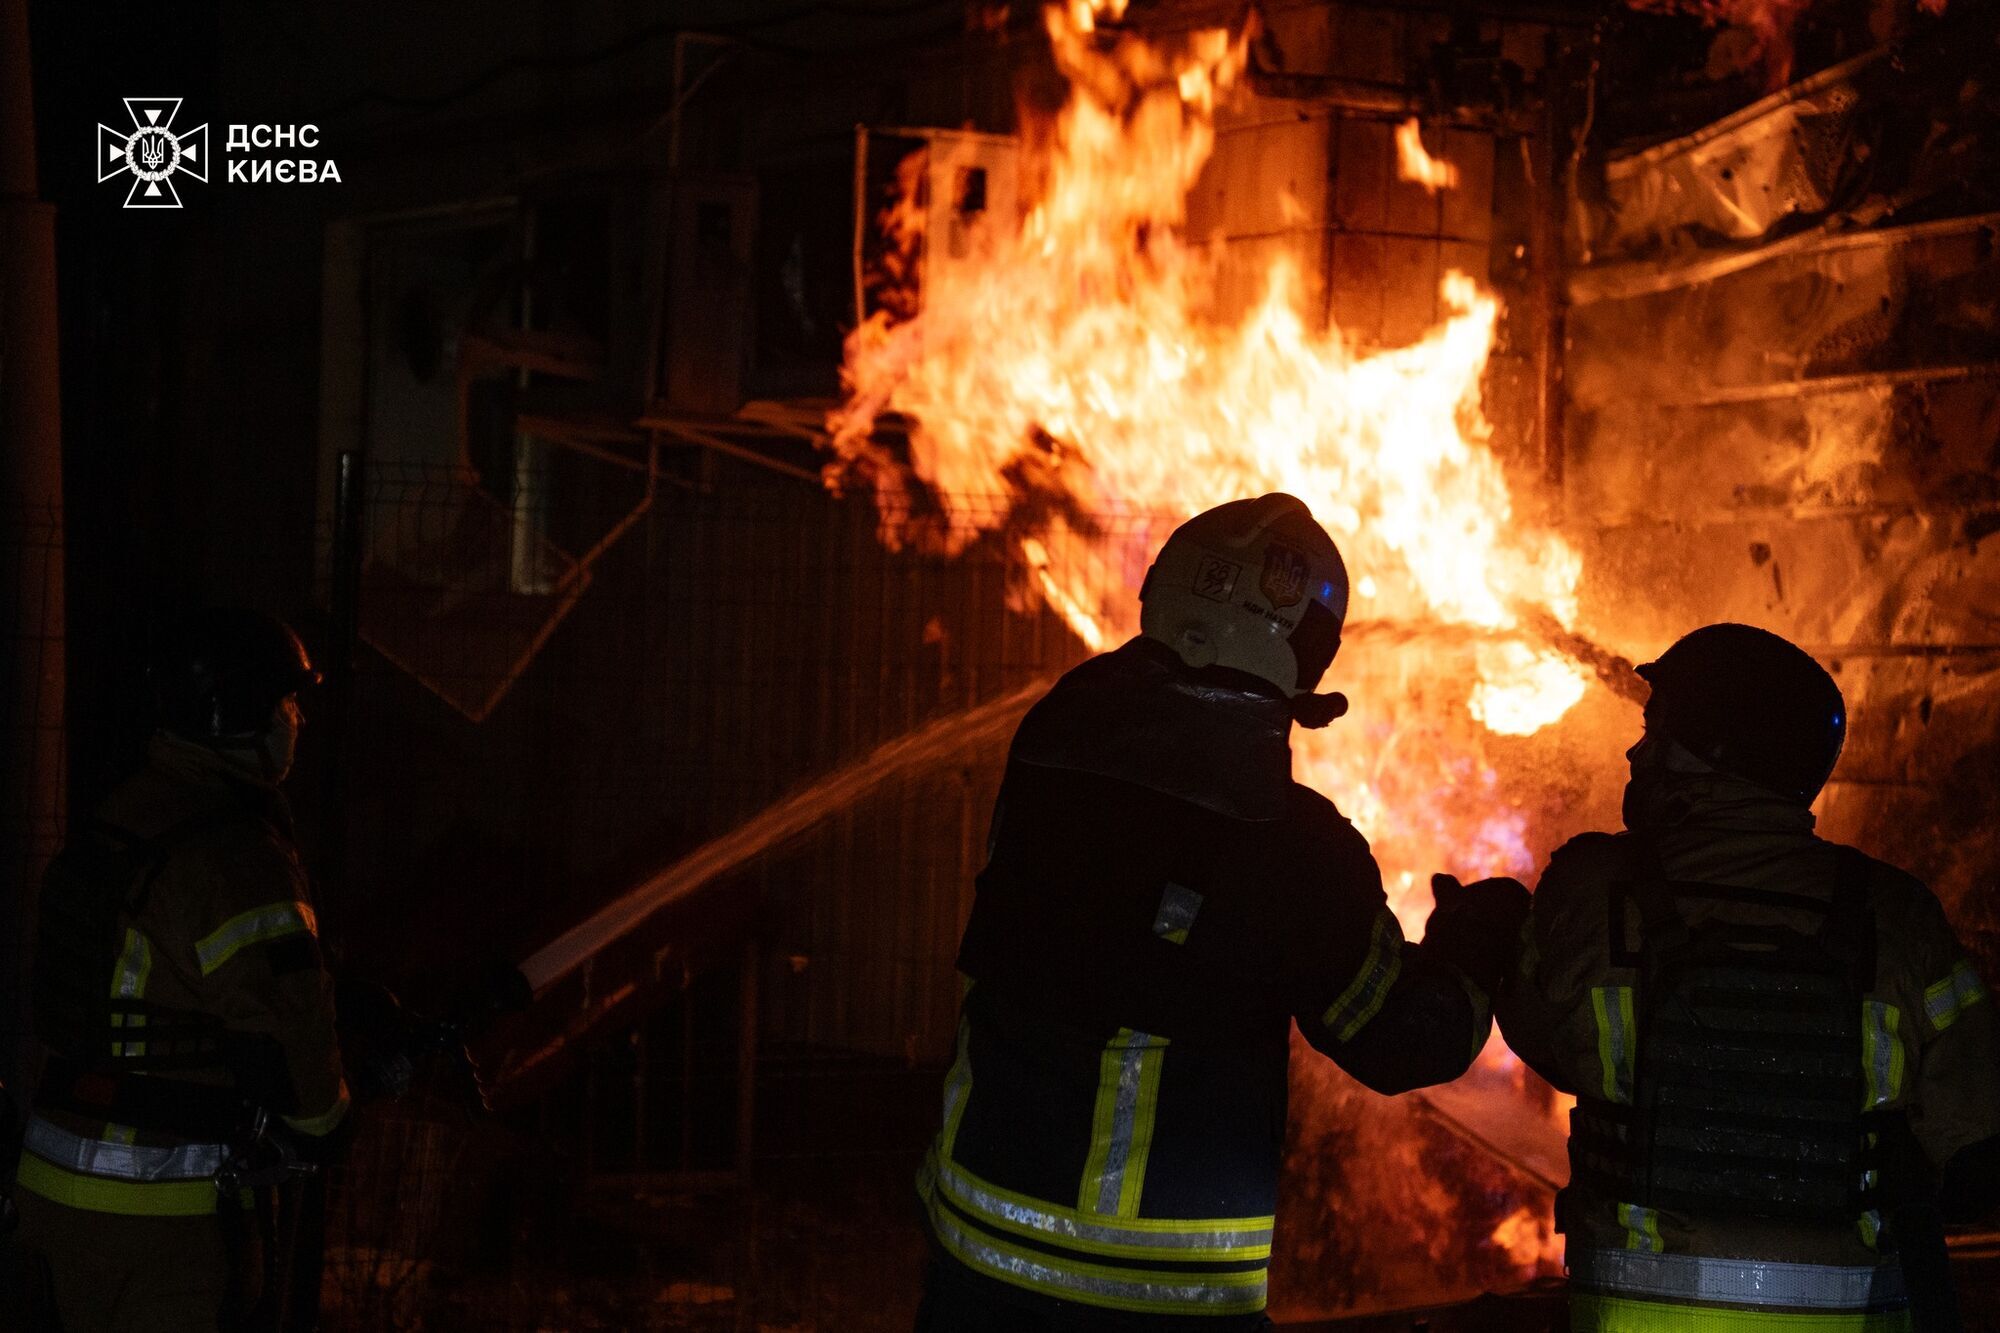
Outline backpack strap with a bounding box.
[1606,833,1687,970]
[1818,847,1877,994]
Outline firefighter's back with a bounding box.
[919,745,1383,1329]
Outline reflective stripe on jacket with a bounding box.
[1567,1249,1910,1330]
[16,1116,231,1218]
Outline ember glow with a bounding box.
[1395,118,1459,192]
[829,0,1589,1290]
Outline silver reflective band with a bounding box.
[25,1116,228,1183]
[1090,1034,1152,1214]
[112,929,150,999]
[1152,883,1202,942]
[934,1157,1272,1255]
[194,900,314,974]
[1863,1000,1902,1107]
[929,1199,1267,1313]
[1569,1248,1908,1311]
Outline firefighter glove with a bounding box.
[1422,873,1530,996]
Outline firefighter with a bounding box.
[913,494,1530,1329]
[14,609,350,1332]
[1496,623,2000,1331]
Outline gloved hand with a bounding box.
[335,977,416,1101]
[1422,873,1531,996]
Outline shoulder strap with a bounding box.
[1613,833,1687,968]
[1819,847,1877,992]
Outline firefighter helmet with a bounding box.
[1139,494,1348,704]
[1635,622,1845,803]
[150,609,322,741]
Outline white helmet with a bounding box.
[1139,494,1349,721]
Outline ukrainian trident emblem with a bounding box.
[98,99,208,209]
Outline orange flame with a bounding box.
[831,7,1588,1281]
[1395,118,1459,192]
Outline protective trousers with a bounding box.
[11,1189,253,1333]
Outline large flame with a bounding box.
[830,0,1589,1298]
[831,1,1586,905]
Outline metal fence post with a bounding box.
[320,449,366,944]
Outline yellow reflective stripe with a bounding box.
[1954,960,1987,1013]
[14,1152,218,1217]
[929,1151,1272,1262]
[1856,1209,1882,1251]
[926,1192,1267,1316]
[193,900,317,975]
[1593,985,1635,1103]
[1924,975,1956,1030]
[1618,1202,1662,1253]
[938,1015,974,1158]
[110,928,152,998]
[1322,910,1403,1041]
[1571,1293,1911,1332]
[1079,1029,1168,1217]
[1118,1037,1165,1217]
[283,1082,352,1137]
[1923,961,1987,1033]
[108,928,154,1058]
[1861,1002,1905,1109]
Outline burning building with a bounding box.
[7,0,1997,1328]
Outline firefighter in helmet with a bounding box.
[914,494,1531,1329]
[1496,623,2000,1331]
[15,609,350,1332]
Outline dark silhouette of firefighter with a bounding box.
[913,494,1531,1329]
[13,610,350,1332]
[1497,623,2000,1331]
